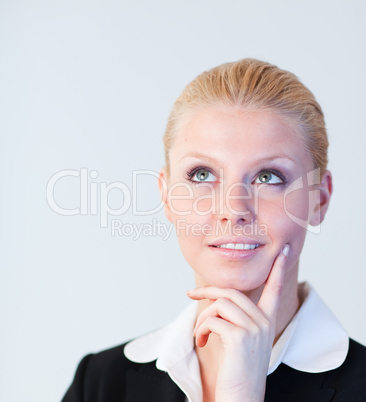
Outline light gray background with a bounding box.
[0,1,365,401]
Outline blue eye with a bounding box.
[187,168,217,183]
[254,171,283,184]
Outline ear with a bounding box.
[309,170,333,226]
[158,167,173,222]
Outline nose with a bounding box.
[215,180,254,225]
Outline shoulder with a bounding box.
[76,342,139,376]
[323,338,366,394]
[62,342,158,402]
[345,338,366,365]
[266,339,366,401]
[62,342,184,402]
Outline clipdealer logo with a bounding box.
[46,168,164,228]
[46,167,322,235]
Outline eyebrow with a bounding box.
[180,152,296,165]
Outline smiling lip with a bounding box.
[208,237,264,260]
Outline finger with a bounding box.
[257,244,289,320]
[195,316,233,347]
[194,297,254,336]
[187,286,259,319]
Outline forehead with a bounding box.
[169,106,311,170]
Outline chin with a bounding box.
[195,267,270,293]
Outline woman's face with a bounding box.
[160,107,329,292]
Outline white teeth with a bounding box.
[217,243,259,250]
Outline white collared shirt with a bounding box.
[124,282,349,402]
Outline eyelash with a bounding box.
[255,169,287,185]
[185,166,287,185]
[185,165,216,184]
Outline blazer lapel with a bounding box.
[125,362,186,402]
[265,363,335,402]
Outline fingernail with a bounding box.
[282,244,290,257]
[186,289,194,295]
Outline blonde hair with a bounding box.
[163,58,328,176]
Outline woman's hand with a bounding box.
[186,244,290,402]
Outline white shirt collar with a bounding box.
[267,282,349,374]
[124,282,349,402]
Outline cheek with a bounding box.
[169,190,207,244]
[172,218,207,267]
[168,184,195,217]
[257,192,308,245]
[169,185,213,221]
[191,187,217,217]
[284,187,311,222]
[257,185,311,224]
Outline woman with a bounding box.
[62,58,366,401]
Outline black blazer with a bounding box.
[62,338,366,402]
